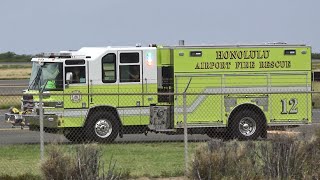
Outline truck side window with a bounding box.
[119,52,140,82]
[120,53,139,63]
[102,53,116,83]
[65,66,86,84]
[120,65,140,82]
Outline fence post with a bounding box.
[183,93,188,175]
[39,91,44,161]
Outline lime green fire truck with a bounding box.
[5,43,312,142]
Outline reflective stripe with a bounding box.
[45,109,85,117]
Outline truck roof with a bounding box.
[32,46,156,62]
[31,43,310,63]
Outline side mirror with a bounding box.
[66,72,73,85]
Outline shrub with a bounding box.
[73,144,100,179]
[259,137,307,179]
[41,145,74,180]
[41,144,127,180]
[190,135,320,179]
[190,140,262,180]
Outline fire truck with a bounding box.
[5,42,312,142]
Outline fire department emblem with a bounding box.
[71,90,82,102]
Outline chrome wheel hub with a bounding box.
[239,117,256,136]
[95,119,112,138]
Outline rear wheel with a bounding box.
[230,110,264,140]
[86,112,119,143]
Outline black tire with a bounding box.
[229,110,264,140]
[64,128,86,143]
[85,112,119,143]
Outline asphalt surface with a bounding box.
[0,79,29,94]
[1,109,320,145]
[0,80,320,145]
[0,107,210,145]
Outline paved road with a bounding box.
[0,109,210,144]
[1,110,319,145]
[0,109,211,144]
[0,62,31,65]
[0,79,28,94]
[0,128,211,145]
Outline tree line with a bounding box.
[0,51,319,62]
[313,53,320,59]
[0,52,32,62]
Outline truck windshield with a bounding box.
[28,62,63,90]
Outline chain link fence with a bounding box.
[0,89,319,178]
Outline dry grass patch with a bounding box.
[0,68,31,79]
[313,82,320,108]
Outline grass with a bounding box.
[0,142,199,178]
[0,145,42,177]
[0,173,41,180]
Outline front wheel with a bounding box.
[86,112,119,143]
[229,110,264,140]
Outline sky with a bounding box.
[0,0,319,54]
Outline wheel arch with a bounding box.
[84,105,122,128]
[228,103,267,127]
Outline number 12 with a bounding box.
[281,98,298,114]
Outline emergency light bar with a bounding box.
[36,53,91,59]
[265,42,287,45]
[36,52,72,58]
